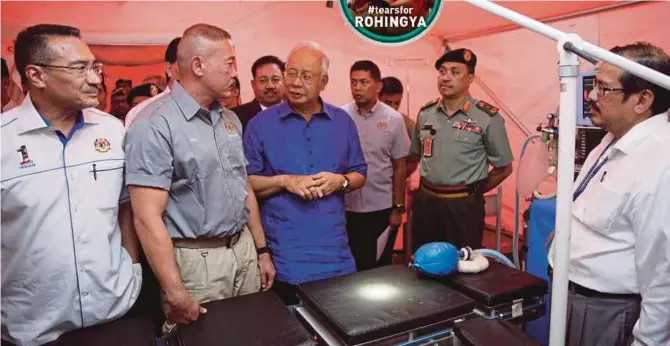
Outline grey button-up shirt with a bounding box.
[125,82,249,239]
[341,101,410,213]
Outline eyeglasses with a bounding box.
[285,70,316,84]
[593,80,625,97]
[34,62,104,76]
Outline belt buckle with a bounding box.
[224,232,240,248]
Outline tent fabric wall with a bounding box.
[2,1,668,235]
[454,1,670,232]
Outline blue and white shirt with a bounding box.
[1,96,142,346]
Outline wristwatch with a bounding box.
[256,246,270,256]
[340,175,350,193]
[393,204,406,213]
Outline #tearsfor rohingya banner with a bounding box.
[340,0,443,46]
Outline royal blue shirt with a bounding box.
[244,100,367,285]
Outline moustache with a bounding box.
[588,101,600,114]
[263,89,277,94]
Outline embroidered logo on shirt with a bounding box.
[94,138,111,152]
[17,145,35,168]
[377,121,388,130]
[224,121,237,134]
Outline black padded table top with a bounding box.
[445,261,548,306]
[297,265,475,345]
[55,313,155,346]
[454,318,540,346]
[174,290,315,346]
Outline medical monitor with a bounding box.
[576,70,598,128]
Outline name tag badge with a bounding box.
[423,138,433,157]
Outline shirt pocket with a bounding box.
[226,133,247,171]
[89,160,125,209]
[453,128,484,148]
[577,182,625,232]
[419,121,441,141]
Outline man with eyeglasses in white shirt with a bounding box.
[548,41,670,346]
[1,24,142,346]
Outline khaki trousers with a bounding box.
[174,226,260,302]
[162,226,259,331]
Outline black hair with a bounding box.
[1,58,9,78]
[611,42,670,115]
[350,60,381,81]
[380,76,404,96]
[251,55,285,79]
[230,76,240,90]
[165,37,181,63]
[14,24,81,83]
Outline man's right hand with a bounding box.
[164,290,207,325]
[283,175,322,200]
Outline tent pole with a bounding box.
[447,1,649,43]
[473,77,532,136]
[385,58,429,117]
[463,1,670,345]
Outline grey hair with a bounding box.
[287,41,330,76]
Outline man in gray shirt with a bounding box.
[341,61,411,270]
[125,24,275,327]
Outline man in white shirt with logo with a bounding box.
[124,36,180,128]
[341,60,410,270]
[549,42,670,346]
[1,24,142,346]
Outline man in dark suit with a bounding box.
[232,55,285,133]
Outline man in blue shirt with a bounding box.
[244,42,367,305]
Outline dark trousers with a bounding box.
[566,287,641,346]
[346,208,393,271]
[411,188,485,252]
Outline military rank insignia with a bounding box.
[476,101,499,116]
[94,138,111,152]
[463,49,472,62]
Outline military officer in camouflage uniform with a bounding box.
[409,48,513,251]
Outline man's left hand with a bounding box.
[258,253,276,291]
[389,210,403,229]
[312,172,345,197]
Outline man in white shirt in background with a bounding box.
[341,60,410,271]
[548,41,670,346]
[124,36,180,128]
[1,24,141,346]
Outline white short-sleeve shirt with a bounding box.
[1,96,142,346]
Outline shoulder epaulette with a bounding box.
[475,100,499,116]
[420,98,439,111]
